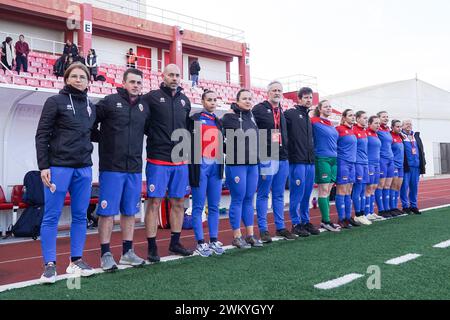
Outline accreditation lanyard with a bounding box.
[272,106,282,146]
[407,134,417,155]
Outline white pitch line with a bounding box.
[433,240,450,249]
[314,273,365,290]
[0,243,248,293]
[385,254,421,265]
[421,204,450,212]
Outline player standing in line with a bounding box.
[352,111,372,225]
[253,81,297,242]
[143,64,193,263]
[188,90,225,257]
[400,119,426,215]
[365,116,384,221]
[222,89,263,249]
[36,63,96,283]
[311,100,341,232]
[335,109,361,229]
[376,111,400,218]
[93,69,149,271]
[389,120,405,215]
[284,87,320,237]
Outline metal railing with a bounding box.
[0,30,82,57]
[251,74,319,93]
[71,0,245,42]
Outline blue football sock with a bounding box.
[335,195,346,221]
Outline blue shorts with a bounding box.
[380,158,395,179]
[336,159,355,185]
[393,167,404,178]
[97,171,142,217]
[368,163,380,185]
[355,163,369,184]
[146,163,189,199]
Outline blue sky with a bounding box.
[147,0,450,94]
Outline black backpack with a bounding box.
[22,171,44,206]
[12,171,45,240]
[11,206,44,240]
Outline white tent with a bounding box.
[325,79,450,177]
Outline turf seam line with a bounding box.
[314,273,365,290]
[385,254,422,265]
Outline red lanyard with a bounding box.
[272,106,280,130]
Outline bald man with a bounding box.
[142,64,193,261]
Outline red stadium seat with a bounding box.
[13,77,26,86]
[0,186,13,210]
[26,78,40,87]
[11,185,28,209]
[40,80,53,88]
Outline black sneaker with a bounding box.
[169,242,194,256]
[304,223,320,235]
[338,220,352,229]
[411,207,422,215]
[403,207,412,214]
[380,211,392,218]
[148,247,160,263]
[348,218,362,227]
[388,209,399,217]
[291,224,310,237]
[391,209,404,217]
[276,228,298,240]
[260,231,273,243]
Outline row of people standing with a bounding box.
[312,103,425,232]
[34,63,425,282]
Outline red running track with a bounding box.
[0,178,449,286]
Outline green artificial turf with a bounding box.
[2,208,450,300]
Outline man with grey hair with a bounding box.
[400,119,426,214]
[142,64,193,262]
[252,81,297,242]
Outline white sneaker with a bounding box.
[40,262,57,284]
[66,259,96,277]
[366,214,378,221]
[371,213,385,221]
[354,216,370,226]
[360,216,372,225]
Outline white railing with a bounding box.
[71,0,245,42]
[251,74,318,93]
[0,30,82,57]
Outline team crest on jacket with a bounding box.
[267,109,272,113]
[116,102,123,108]
[139,104,144,112]
[149,184,156,193]
[50,183,57,194]
[299,115,303,119]
[87,106,92,117]
[234,176,240,184]
[160,98,165,103]
[296,180,301,186]
[101,200,108,209]
[181,99,186,107]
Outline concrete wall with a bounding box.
[183,55,227,82]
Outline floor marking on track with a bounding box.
[433,240,450,249]
[385,254,421,265]
[314,273,365,290]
